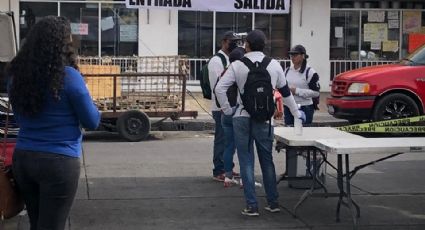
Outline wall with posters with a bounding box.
[330,8,425,61]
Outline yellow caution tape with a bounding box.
[336,115,425,133]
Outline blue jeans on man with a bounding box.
[212,111,225,177]
[233,116,279,209]
[284,104,315,125]
[221,114,236,178]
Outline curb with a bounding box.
[152,119,349,132]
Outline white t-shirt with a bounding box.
[215,51,300,119]
[285,65,320,106]
[207,50,229,112]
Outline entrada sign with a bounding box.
[126,0,290,14]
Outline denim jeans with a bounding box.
[212,111,225,176]
[284,104,315,125]
[221,114,236,178]
[233,116,278,208]
[12,149,80,230]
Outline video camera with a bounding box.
[234,32,248,47]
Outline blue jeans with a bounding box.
[221,114,236,178]
[284,104,315,125]
[212,111,225,176]
[12,149,80,230]
[233,117,278,208]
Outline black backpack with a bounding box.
[240,57,275,123]
[285,67,320,110]
[213,67,238,108]
[200,53,227,100]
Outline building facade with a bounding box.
[1,0,424,92]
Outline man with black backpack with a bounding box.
[215,30,306,216]
[207,31,240,182]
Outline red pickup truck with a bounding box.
[327,45,425,123]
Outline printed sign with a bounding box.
[71,23,89,35]
[126,0,290,14]
[364,23,388,42]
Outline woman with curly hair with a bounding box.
[7,16,100,230]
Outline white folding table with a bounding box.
[314,138,425,228]
[275,128,425,229]
[274,127,364,217]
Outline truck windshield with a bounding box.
[406,45,425,65]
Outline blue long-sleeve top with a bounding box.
[11,66,100,158]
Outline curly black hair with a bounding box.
[8,16,78,116]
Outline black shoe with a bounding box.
[241,206,259,217]
[264,204,281,213]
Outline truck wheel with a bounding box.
[372,93,419,121]
[116,110,150,142]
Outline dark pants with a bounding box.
[12,149,80,230]
[212,111,225,176]
[284,104,315,125]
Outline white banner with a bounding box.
[126,0,290,14]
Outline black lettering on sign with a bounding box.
[267,0,275,9]
[132,0,191,7]
[234,0,243,9]
[276,0,285,10]
[174,0,182,7]
[235,0,286,10]
[183,0,191,7]
[244,0,252,9]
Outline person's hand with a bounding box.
[298,110,306,123]
[290,87,296,94]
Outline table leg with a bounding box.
[312,149,328,194]
[345,154,361,225]
[294,148,329,216]
[293,150,313,216]
[336,154,344,222]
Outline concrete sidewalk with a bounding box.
[4,131,425,230]
[155,92,349,131]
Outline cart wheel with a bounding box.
[170,112,180,121]
[116,110,150,142]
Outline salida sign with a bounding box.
[126,0,290,14]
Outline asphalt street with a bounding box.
[3,92,425,229]
[3,129,425,230]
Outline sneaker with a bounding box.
[264,204,281,213]
[241,206,259,217]
[238,179,262,189]
[212,174,225,182]
[224,177,239,187]
[232,171,240,178]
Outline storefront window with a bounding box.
[60,3,99,56]
[19,2,58,43]
[178,11,213,58]
[330,11,360,60]
[255,14,290,58]
[101,4,138,56]
[360,10,401,61]
[401,11,425,57]
[331,9,425,61]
